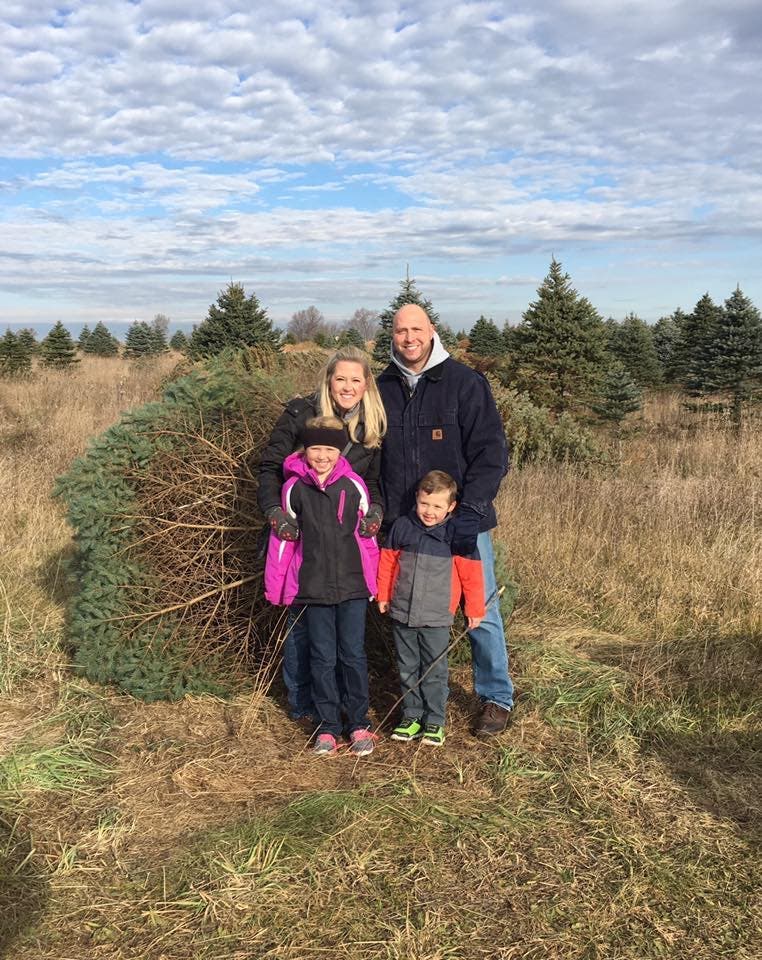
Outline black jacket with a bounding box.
[256,394,382,514]
[377,357,509,531]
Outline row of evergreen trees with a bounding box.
[0,318,194,376]
[458,261,762,424]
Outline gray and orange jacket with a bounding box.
[376,512,485,628]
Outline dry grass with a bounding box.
[1,364,760,959]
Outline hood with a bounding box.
[282,450,354,488]
[391,328,450,382]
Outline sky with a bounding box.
[1,0,761,334]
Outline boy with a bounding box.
[376,470,484,746]
[264,416,379,756]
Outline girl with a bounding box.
[264,416,379,756]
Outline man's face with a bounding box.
[416,489,456,527]
[392,305,435,372]
[305,444,340,479]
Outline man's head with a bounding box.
[415,470,457,527]
[300,415,346,480]
[392,303,435,373]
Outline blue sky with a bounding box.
[1,0,761,332]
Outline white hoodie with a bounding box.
[390,330,450,392]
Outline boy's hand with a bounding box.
[266,507,300,542]
[377,601,389,614]
[467,615,483,630]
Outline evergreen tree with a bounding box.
[0,330,32,377]
[468,315,505,356]
[188,281,280,359]
[124,321,159,358]
[704,287,762,425]
[149,322,169,353]
[86,321,120,356]
[40,321,80,368]
[677,293,722,394]
[78,324,92,352]
[169,329,190,353]
[512,258,609,415]
[608,313,662,387]
[372,273,439,364]
[592,361,642,424]
[653,312,682,384]
[336,326,366,349]
[438,323,458,351]
[16,327,39,355]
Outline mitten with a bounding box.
[266,506,300,542]
[358,503,383,538]
[450,505,481,556]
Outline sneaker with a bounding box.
[349,728,377,757]
[391,717,423,742]
[421,723,445,746]
[473,702,512,738]
[313,733,338,755]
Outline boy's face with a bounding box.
[305,444,340,478]
[416,489,456,527]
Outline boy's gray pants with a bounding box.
[391,621,450,727]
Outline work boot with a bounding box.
[473,701,512,737]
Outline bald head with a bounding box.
[392,303,436,373]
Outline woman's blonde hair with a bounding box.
[316,346,387,449]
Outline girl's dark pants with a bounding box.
[305,598,369,738]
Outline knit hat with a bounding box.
[299,424,348,451]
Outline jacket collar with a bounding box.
[407,509,452,541]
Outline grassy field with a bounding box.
[1,357,760,959]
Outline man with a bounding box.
[377,303,514,736]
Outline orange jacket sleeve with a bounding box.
[376,548,401,603]
[453,555,486,618]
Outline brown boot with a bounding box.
[473,701,512,737]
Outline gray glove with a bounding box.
[358,504,383,538]
[266,506,300,542]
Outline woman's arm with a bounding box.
[256,397,313,513]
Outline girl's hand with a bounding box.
[467,615,483,630]
[377,601,389,614]
[267,507,300,541]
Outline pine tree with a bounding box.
[16,328,39,355]
[608,313,662,387]
[150,323,169,354]
[653,312,682,384]
[188,282,280,359]
[40,321,80,368]
[78,324,92,352]
[372,273,440,365]
[169,329,190,353]
[0,330,32,377]
[677,294,722,394]
[704,287,762,425]
[336,326,366,349]
[124,321,159,358]
[438,323,458,351]
[512,258,609,415]
[86,321,120,356]
[468,315,505,356]
[592,361,642,424]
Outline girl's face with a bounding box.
[305,444,340,480]
[329,361,367,412]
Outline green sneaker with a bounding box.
[421,724,445,747]
[391,717,423,742]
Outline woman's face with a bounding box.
[329,361,368,412]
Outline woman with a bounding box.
[257,346,386,725]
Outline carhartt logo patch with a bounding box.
[432,428,443,440]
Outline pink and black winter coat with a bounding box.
[264,452,379,607]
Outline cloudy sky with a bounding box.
[2,0,761,333]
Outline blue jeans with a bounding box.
[305,599,370,738]
[468,532,514,710]
[282,606,314,719]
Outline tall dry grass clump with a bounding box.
[0,355,180,695]
[501,391,762,691]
